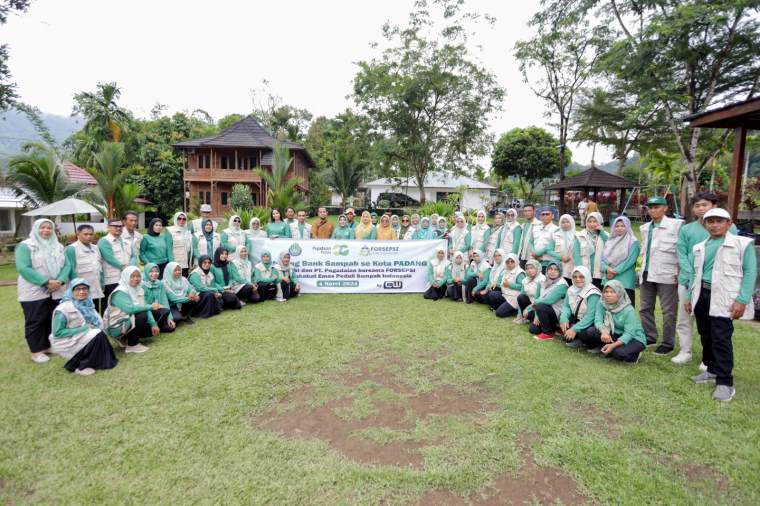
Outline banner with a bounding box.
[249,238,446,293]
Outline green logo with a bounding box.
[289,243,303,257]
[332,244,349,256]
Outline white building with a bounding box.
[361,172,496,210]
[0,187,26,237]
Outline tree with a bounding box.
[353,0,504,203]
[230,183,254,210]
[255,143,306,211]
[324,146,363,208]
[87,142,128,219]
[250,81,313,142]
[218,113,244,131]
[491,127,571,202]
[70,82,133,166]
[643,150,683,197]
[0,0,31,111]
[7,142,82,207]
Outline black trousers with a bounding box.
[495,298,518,318]
[257,282,278,301]
[486,288,503,310]
[592,278,603,290]
[694,288,734,387]
[579,328,645,362]
[221,291,242,310]
[63,331,118,372]
[103,283,118,314]
[237,284,262,303]
[156,262,169,280]
[446,283,464,301]
[626,288,636,309]
[424,284,447,300]
[153,308,175,332]
[20,297,56,353]
[564,315,598,343]
[528,303,559,335]
[172,291,221,319]
[464,277,478,303]
[281,281,299,300]
[182,268,189,278]
[123,312,154,346]
[517,293,533,317]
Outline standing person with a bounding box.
[221,215,249,260]
[673,192,738,365]
[391,215,402,239]
[266,209,292,238]
[16,218,70,363]
[140,218,171,278]
[581,281,646,362]
[312,207,334,239]
[494,253,526,318]
[355,211,377,240]
[470,209,490,255]
[560,266,602,349]
[577,197,588,227]
[530,207,559,273]
[103,266,160,354]
[573,211,607,289]
[190,203,218,233]
[188,255,224,311]
[141,263,177,333]
[403,214,421,240]
[552,214,576,284]
[99,219,137,306]
[501,208,522,256]
[192,219,222,264]
[516,260,545,323]
[481,249,506,307]
[245,217,268,267]
[332,215,356,239]
[413,217,438,240]
[64,224,104,313]
[162,262,208,323]
[685,208,756,402]
[121,211,143,264]
[601,216,640,306]
[517,204,540,268]
[527,262,568,340]
[424,247,450,300]
[436,217,449,239]
[291,210,312,239]
[465,250,490,304]
[448,215,471,257]
[275,252,300,300]
[370,212,379,226]
[49,279,118,376]
[345,208,357,231]
[376,214,396,240]
[483,212,504,261]
[586,197,599,214]
[167,212,193,276]
[639,196,683,355]
[284,207,297,230]
[398,215,411,240]
[446,251,468,301]
[253,251,280,301]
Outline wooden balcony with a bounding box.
[184,168,262,183]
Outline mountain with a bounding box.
[0,109,82,156]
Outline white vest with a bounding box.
[532,223,559,262]
[553,230,575,279]
[168,226,192,269]
[122,228,142,262]
[639,216,683,284]
[576,230,605,279]
[72,241,103,298]
[500,269,523,307]
[691,234,755,319]
[17,240,66,302]
[484,227,503,261]
[104,287,145,338]
[223,230,245,260]
[49,300,101,359]
[194,232,221,260]
[192,268,217,288]
[290,222,312,239]
[192,218,218,233]
[542,279,569,317]
[522,275,543,302]
[518,219,541,260]
[101,234,131,286]
[567,285,601,322]
[471,224,489,252]
[500,223,518,255]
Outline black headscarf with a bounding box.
[213,247,230,285]
[147,217,163,237]
[198,255,212,274]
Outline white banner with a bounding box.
[250,238,446,293]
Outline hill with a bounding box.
[0,109,81,156]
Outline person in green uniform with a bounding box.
[481,249,506,307]
[192,219,221,265]
[516,259,544,323]
[253,250,280,301]
[529,207,559,273]
[494,252,526,317]
[104,266,161,354]
[64,224,105,313]
[448,215,471,257]
[188,255,225,311]
[573,211,608,289]
[221,215,249,260]
[413,217,438,240]
[465,250,490,304]
[424,246,450,300]
[332,214,355,239]
[212,248,257,308]
[601,216,640,306]
[501,208,522,256]
[560,266,602,349]
[446,251,468,301]
[161,261,209,322]
[527,262,569,340]
[275,251,301,300]
[266,209,292,238]
[140,218,172,277]
[141,263,176,332]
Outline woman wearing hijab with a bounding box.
[516,260,545,323]
[332,214,356,239]
[482,249,506,308]
[500,208,522,255]
[16,218,70,363]
[49,278,118,376]
[212,247,256,308]
[465,250,490,304]
[141,263,177,332]
[221,215,249,261]
[494,253,526,317]
[391,215,402,239]
[552,214,577,284]
[253,250,279,301]
[193,219,222,265]
[403,214,421,240]
[355,211,377,240]
[163,262,217,321]
[559,266,602,349]
[245,217,268,266]
[601,215,640,306]
[436,217,449,239]
[483,212,504,261]
[188,255,225,312]
[581,280,646,362]
[266,209,292,238]
[424,246,450,300]
[398,215,410,239]
[167,212,193,277]
[376,214,396,240]
[140,218,172,277]
[573,211,608,289]
[446,251,468,301]
[448,215,471,257]
[104,266,161,354]
[413,217,438,240]
[275,251,300,300]
[526,262,569,340]
[470,209,490,254]
[430,213,440,233]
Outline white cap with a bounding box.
[200,204,212,213]
[704,208,731,220]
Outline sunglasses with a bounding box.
[109,224,123,228]
[233,219,241,223]
[177,217,187,221]
[541,212,553,216]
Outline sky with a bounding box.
[3,0,612,165]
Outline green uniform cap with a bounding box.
[646,196,667,206]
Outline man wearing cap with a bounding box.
[190,204,219,234]
[639,196,683,355]
[685,208,756,402]
[517,204,541,269]
[98,219,137,307]
[673,193,738,365]
[529,207,559,273]
[345,208,357,231]
[121,211,143,265]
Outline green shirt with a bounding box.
[98,236,137,270]
[560,292,600,332]
[601,240,641,290]
[676,221,738,286]
[140,234,171,265]
[15,243,68,286]
[594,304,646,345]
[332,226,355,240]
[266,222,292,238]
[52,312,89,339]
[110,291,157,327]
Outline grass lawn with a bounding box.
[1,284,759,505]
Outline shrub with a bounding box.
[223,207,270,230]
[418,200,456,217]
[230,184,254,210]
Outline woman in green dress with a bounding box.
[527,261,569,340]
[516,259,545,323]
[465,250,490,304]
[253,250,280,301]
[424,246,450,300]
[104,266,161,354]
[446,251,468,301]
[193,219,221,265]
[212,247,257,308]
[140,218,172,277]
[266,209,292,238]
[275,251,300,300]
[141,262,176,332]
[188,255,224,314]
[162,261,218,321]
[481,249,506,307]
[494,253,525,318]
[573,211,608,289]
[559,266,602,349]
[332,214,355,239]
[221,215,249,260]
[601,215,640,307]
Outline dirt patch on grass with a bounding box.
[649,451,730,494]
[564,403,623,439]
[418,433,586,505]
[253,352,496,468]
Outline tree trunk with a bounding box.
[108,194,114,220]
[617,156,627,175]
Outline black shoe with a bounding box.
[654,345,674,355]
[646,341,657,348]
[565,339,583,348]
[184,317,195,325]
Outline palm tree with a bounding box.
[87,142,128,219]
[73,82,131,143]
[255,143,306,210]
[7,142,81,207]
[324,145,363,208]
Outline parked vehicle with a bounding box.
[376,192,420,208]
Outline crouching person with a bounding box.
[50,278,118,376]
[276,252,301,301]
[446,251,468,301]
[253,251,279,301]
[162,262,217,322]
[424,247,450,301]
[528,262,568,340]
[104,266,162,354]
[560,266,602,349]
[142,263,176,333]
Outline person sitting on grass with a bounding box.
[332,215,356,240]
[162,262,214,322]
[275,251,300,301]
[482,249,507,309]
[494,253,526,318]
[560,266,602,349]
[424,246,450,301]
[232,245,261,303]
[527,262,569,340]
[580,280,646,362]
[516,259,544,323]
[253,250,280,301]
[188,255,224,314]
[465,250,490,304]
[141,263,176,333]
[601,215,640,307]
[50,278,118,376]
[212,247,255,309]
[104,266,161,354]
[446,251,468,302]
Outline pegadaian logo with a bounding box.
[288,243,303,257]
[331,244,350,256]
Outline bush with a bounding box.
[418,200,457,217]
[230,184,254,210]
[223,207,270,230]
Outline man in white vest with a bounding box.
[517,204,541,269]
[190,204,219,234]
[530,207,559,273]
[64,224,104,312]
[639,196,683,355]
[290,210,312,239]
[121,211,143,265]
[685,208,756,402]
[98,219,137,305]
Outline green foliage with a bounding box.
[418,200,456,218]
[7,142,82,207]
[70,82,132,166]
[250,206,272,226]
[230,183,254,210]
[642,150,682,195]
[250,81,313,142]
[324,145,363,208]
[218,113,244,131]
[307,170,331,207]
[223,208,260,231]
[87,142,128,219]
[255,143,307,211]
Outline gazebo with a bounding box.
[544,167,637,215]
[685,96,760,221]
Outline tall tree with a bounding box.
[70,82,132,166]
[255,143,306,211]
[353,0,504,203]
[87,142,128,220]
[8,142,81,207]
[250,81,313,142]
[0,0,31,111]
[324,145,364,208]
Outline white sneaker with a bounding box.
[671,352,692,364]
[31,353,50,364]
[699,362,708,372]
[275,297,286,302]
[74,368,96,376]
[125,344,149,354]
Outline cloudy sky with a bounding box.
[4,0,611,165]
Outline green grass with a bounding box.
[1,286,759,505]
[0,263,17,281]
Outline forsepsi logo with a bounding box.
[331,244,349,256]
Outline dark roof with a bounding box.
[685,97,760,129]
[544,167,637,191]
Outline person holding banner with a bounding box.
[355,211,377,240]
[494,253,526,317]
[275,252,300,300]
[266,209,292,238]
[376,214,396,240]
[481,249,506,307]
[446,251,468,301]
[465,250,490,304]
[253,251,279,301]
[332,215,356,239]
[424,247,450,300]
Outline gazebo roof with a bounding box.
[685,97,760,129]
[543,167,636,191]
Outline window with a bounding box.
[198,152,211,169]
[220,155,229,169]
[0,209,12,231]
[221,192,228,206]
[200,191,211,204]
